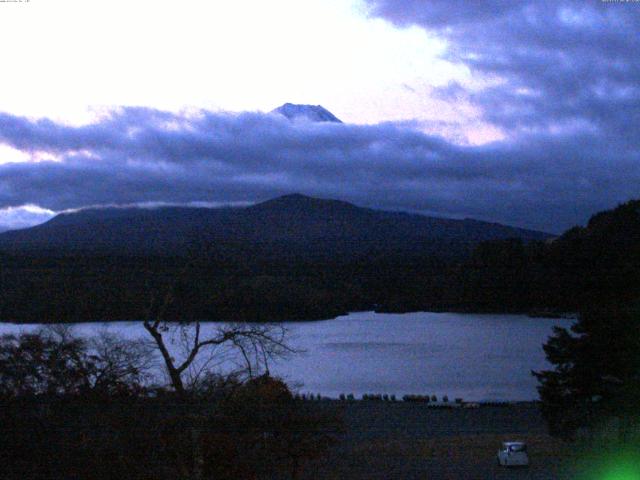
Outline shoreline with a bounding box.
[0,312,563,405]
[0,308,575,325]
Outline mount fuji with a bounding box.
[271,103,342,123]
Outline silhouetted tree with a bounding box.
[143,276,294,397]
[0,327,152,398]
[143,316,293,397]
[533,299,640,441]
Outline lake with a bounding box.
[0,311,574,402]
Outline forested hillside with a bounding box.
[0,194,550,323]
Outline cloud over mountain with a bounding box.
[0,101,638,233]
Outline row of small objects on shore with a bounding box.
[292,392,508,408]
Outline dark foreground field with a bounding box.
[300,402,576,479]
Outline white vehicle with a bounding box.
[497,441,529,467]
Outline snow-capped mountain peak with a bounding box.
[271,103,342,123]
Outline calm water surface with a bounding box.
[0,311,574,401]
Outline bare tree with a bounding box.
[0,326,156,397]
[143,284,294,397]
[88,329,157,392]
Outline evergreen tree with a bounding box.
[533,300,640,440]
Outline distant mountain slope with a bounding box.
[271,103,342,123]
[0,195,635,323]
[0,194,551,259]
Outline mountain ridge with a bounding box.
[0,193,551,257]
[0,196,633,323]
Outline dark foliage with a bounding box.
[533,300,640,440]
[0,329,150,398]
[198,375,343,479]
[449,200,640,313]
[0,398,170,480]
[0,386,342,480]
[0,331,341,480]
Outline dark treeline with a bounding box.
[0,250,451,322]
[0,199,638,322]
[529,203,640,443]
[448,199,640,313]
[0,328,341,479]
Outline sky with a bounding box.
[0,0,638,233]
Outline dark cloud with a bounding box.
[366,0,640,138]
[365,0,521,28]
[362,0,640,231]
[1,106,639,233]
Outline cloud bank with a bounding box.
[0,103,638,233]
[366,0,640,135]
[0,1,638,234]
